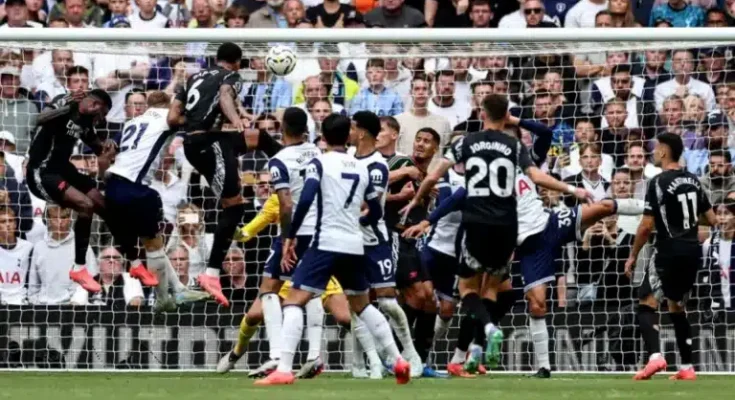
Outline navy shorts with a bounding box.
[364,243,395,289]
[518,207,581,292]
[291,248,369,295]
[421,246,459,302]
[263,235,312,281]
[105,175,164,239]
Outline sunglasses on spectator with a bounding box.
[524,8,543,15]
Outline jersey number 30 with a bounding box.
[466,156,514,198]
[120,123,148,152]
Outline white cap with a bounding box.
[0,131,16,145]
[0,66,20,77]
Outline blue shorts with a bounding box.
[104,175,164,239]
[263,235,312,281]
[518,207,581,292]
[291,248,369,295]
[421,246,459,302]
[364,243,395,289]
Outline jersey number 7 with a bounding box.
[342,173,359,209]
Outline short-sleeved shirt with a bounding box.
[644,168,712,247]
[306,4,359,27]
[175,67,243,132]
[445,129,532,226]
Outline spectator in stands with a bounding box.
[395,74,451,155]
[0,66,37,155]
[363,0,425,27]
[453,79,491,134]
[657,95,685,137]
[715,83,730,111]
[210,0,228,25]
[161,0,191,27]
[151,154,187,227]
[306,0,358,27]
[130,0,172,28]
[254,113,281,139]
[498,0,554,28]
[466,0,493,28]
[35,50,74,108]
[0,207,32,305]
[0,131,23,182]
[564,144,610,206]
[727,86,735,145]
[565,0,608,28]
[600,99,637,166]
[682,94,708,145]
[0,151,32,236]
[554,118,615,181]
[543,68,575,119]
[168,245,191,287]
[701,149,735,204]
[224,4,250,27]
[88,246,146,308]
[524,0,558,28]
[379,44,412,101]
[162,60,188,99]
[622,142,659,198]
[241,56,292,120]
[654,49,716,112]
[28,206,96,305]
[532,89,574,147]
[608,0,637,27]
[166,203,210,282]
[639,50,671,99]
[697,47,732,88]
[0,0,43,27]
[104,0,130,28]
[48,65,90,107]
[189,0,221,27]
[591,64,650,130]
[294,75,344,139]
[222,247,247,304]
[307,99,332,138]
[124,90,147,121]
[572,214,617,305]
[350,58,403,117]
[427,70,469,128]
[424,0,469,27]
[51,0,105,27]
[92,33,150,124]
[293,49,359,109]
[25,0,48,25]
[246,0,285,28]
[705,7,729,27]
[649,0,705,27]
[283,0,306,27]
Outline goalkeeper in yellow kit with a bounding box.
[216,194,352,378]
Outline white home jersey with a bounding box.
[0,239,33,305]
[428,168,465,257]
[354,150,389,246]
[307,151,374,255]
[269,142,322,237]
[516,170,549,245]
[107,108,173,185]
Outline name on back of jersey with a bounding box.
[470,141,512,156]
[666,176,701,195]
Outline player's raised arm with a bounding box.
[219,82,245,133]
[403,186,467,239]
[235,194,280,243]
[521,142,592,202]
[361,180,383,226]
[400,156,453,217]
[506,115,554,166]
[268,158,293,242]
[167,91,186,129]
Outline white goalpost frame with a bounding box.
[1,27,735,374]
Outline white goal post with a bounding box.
[0,27,734,373]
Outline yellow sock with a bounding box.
[234,317,260,356]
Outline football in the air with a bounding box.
[266,45,297,76]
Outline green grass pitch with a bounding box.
[3,373,734,400]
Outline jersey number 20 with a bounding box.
[466,156,514,198]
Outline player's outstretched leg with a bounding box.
[296,297,325,379]
[64,187,102,293]
[526,283,552,378]
[376,293,422,377]
[217,298,263,374]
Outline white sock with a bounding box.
[434,315,450,342]
[615,198,645,215]
[72,263,85,272]
[351,314,366,370]
[359,304,401,362]
[450,348,467,364]
[146,249,170,303]
[680,364,693,370]
[351,313,382,370]
[650,352,663,361]
[276,305,303,373]
[262,293,283,360]
[205,267,220,278]
[305,297,324,361]
[484,322,498,338]
[529,317,550,370]
[378,297,418,357]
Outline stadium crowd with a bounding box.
[0,0,731,320]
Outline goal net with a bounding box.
[1,28,734,373]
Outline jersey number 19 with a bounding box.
[466,156,515,198]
